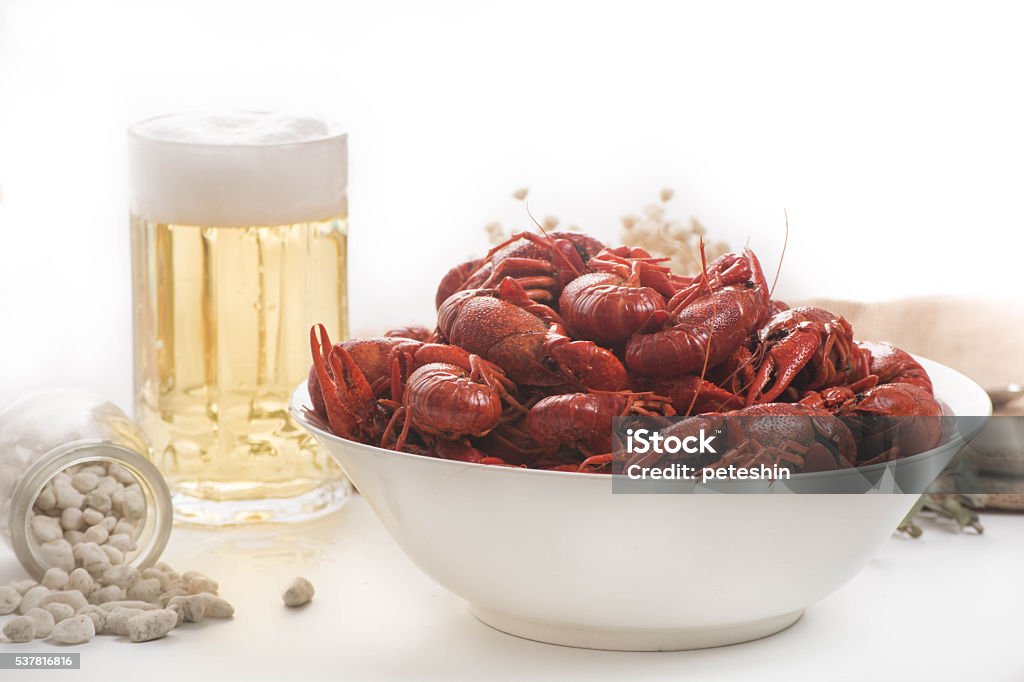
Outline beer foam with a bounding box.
[129,112,347,226]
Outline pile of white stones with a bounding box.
[0,462,233,644]
[27,462,147,572]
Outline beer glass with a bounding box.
[129,112,350,525]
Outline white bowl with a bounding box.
[291,356,990,651]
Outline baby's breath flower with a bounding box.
[478,188,730,277]
[667,223,688,240]
[643,203,665,221]
[485,221,506,245]
[618,191,730,276]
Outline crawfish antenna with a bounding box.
[681,238,716,417]
[654,217,683,258]
[524,201,582,278]
[525,202,548,237]
[769,209,789,299]
[698,236,710,284]
[653,216,706,276]
[686,287,717,417]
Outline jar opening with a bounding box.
[9,441,172,579]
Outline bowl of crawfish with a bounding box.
[291,231,991,651]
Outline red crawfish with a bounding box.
[380,339,528,456]
[544,323,628,391]
[308,333,442,421]
[386,361,503,447]
[438,277,627,390]
[524,391,675,467]
[834,382,943,463]
[384,325,434,342]
[308,325,394,443]
[309,325,519,453]
[427,439,513,466]
[641,375,745,416]
[386,340,526,416]
[744,306,872,405]
[396,432,513,467]
[857,341,933,393]
[434,232,603,310]
[633,403,856,474]
[454,231,593,303]
[435,258,484,310]
[558,247,688,345]
[473,418,545,466]
[625,248,771,377]
[716,403,857,473]
[549,231,607,264]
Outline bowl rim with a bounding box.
[290,353,992,483]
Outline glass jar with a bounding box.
[0,389,172,579]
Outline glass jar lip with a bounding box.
[9,440,172,579]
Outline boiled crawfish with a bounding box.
[624,248,771,377]
[558,247,684,345]
[308,325,394,443]
[857,341,933,393]
[454,231,596,304]
[634,403,857,474]
[309,226,944,475]
[435,258,483,310]
[524,391,675,469]
[438,277,626,389]
[745,306,872,405]
[835,382,943,463]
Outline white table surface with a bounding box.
[2,495,1022,682]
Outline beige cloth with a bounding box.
[800,297,1024,510]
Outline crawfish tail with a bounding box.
[404,363,503,439]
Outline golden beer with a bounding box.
[129,112,350,524]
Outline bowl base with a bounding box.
[470,605,803,651]
[171,477,352,525]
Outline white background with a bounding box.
[1,0,1023,409]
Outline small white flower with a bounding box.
[542,215,559,230]
[512,187,529,201]
[616,191,730,277]
[643,203,665,221]
[485,222,506,244]
[668,223,688,241]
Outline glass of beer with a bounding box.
[129,112,351,525]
